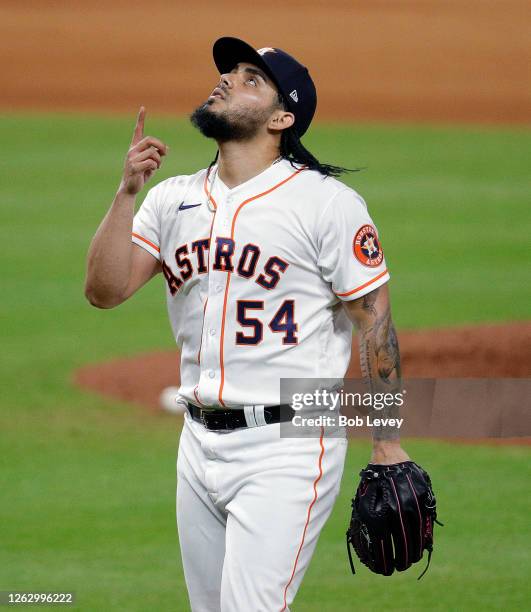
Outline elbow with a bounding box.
[84,284,123,309]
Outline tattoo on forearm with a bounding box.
[361,287,379,317]
[358,309,400,386]
[357,303,402,440]
[375,307,401,383]
[359,325,374,386]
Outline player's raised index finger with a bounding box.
[131,106,145,145]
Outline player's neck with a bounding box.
[216,139,281,189]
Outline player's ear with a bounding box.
[267,109,295,133]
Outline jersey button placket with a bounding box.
[222,193,233,231]
[198,194,228,405]
[214,193,236,407]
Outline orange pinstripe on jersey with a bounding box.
[197,298,209,365]
[203,166,218,210]
[193,385,205,408]
[132,232,160,253]
[281,427,325,611]
[336,268,388,298]
[217,167,306,407]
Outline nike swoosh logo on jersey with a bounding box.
[178,202,202,211]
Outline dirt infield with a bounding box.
[2,0,530,124]
[74,322,531,440]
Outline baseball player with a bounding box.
[85,37,413,611]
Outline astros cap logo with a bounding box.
[257,47,277,55]
[353,225,384,267]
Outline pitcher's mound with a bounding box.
[73,322,531,441]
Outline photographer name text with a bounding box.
[291,414,404,428]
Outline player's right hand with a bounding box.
[119,106,169,196]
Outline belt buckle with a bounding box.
[201,410,229,431]
[200,410,209,429]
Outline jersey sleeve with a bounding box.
[131,185,162,261]
[316,188,390,301]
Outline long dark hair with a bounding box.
[277,93,357,178]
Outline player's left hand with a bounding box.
[346,460,442,579]
[370,440,410,465]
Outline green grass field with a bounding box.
[1,113,530,610]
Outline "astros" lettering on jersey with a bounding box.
[161,237,289,295]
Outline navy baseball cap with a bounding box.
[213,36,317,137]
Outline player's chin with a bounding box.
[204,100,226,115]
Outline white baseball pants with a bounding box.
[176,412,347,612]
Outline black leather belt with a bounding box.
[186,402,295,431]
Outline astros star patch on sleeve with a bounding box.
[353,224,384,267]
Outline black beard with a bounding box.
[190,101,266,143]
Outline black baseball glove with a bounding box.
[346,461,441,579]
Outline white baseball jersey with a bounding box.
[132,158,390,409]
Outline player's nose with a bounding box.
[219,72,234,90]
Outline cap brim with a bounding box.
[213,37,280,91]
